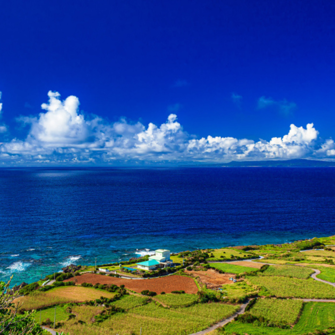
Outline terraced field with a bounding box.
[16,286,116,311]
[260,265,314,279]
[247,275,335,299]
[249,298,303,325]
[154,293,198,307]
[57,302,239,335]
[210,263,258,274]
[222,302,335,334]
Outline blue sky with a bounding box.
[0,0,335,165]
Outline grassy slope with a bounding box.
[249,298,303,325]
[57,302,239,335]
[222,281,258,298]
[210,263,258,274]
[247,275,335,299]
[33,305,69,324]
[223,302,335,334]
[18,286,115,310]
[154,293,198,307]
[260,265,314,279]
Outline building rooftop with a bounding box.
[156,249,170,253]
[137,259,160,267]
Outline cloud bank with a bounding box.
[0,91,333,165]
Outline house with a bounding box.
[137,259,160,271]
[149,249,171,262]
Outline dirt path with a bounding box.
[309,268,335,287]
[42,327,57,335]
[189,301,249,335]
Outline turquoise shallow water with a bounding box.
[1,167,335,286]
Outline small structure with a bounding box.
[98,268,110,273]
[149,249,171,262]
[137,259,160,271]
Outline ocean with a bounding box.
[1,167,335,286]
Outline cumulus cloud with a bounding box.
[258,96,296,115]
[0,91,331,165]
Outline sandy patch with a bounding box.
[185,269,234,289]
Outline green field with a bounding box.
[154,293,198,307]
[17,286,116,311]
[210,263,258,274]
[57,302,239,335]
[223,302,335,334]
[302,249,335,258]
[110,295,149,310]
[260,265,314,279]
[247,275,335,299]
[221,281,258,299]
[249,298,303,325]
[313,266,335,282]
[33,305,69,324]
[207,248,251,261]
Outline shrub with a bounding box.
[141,290,157,296]
[19,282,39,295]
[161,292,166,295]
[171,290,185,294]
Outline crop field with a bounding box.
[210,263,258,274]
[33,305,69,324]
[65,273,198,294]
[207,248,251,260]
[154,293,198,307]
[110,295,149,310]
[16,286,115,311]
[221,281,258,299]
[228,261,264,269]
[313,266,335,282]
[222,302,335,334]
[249,298,303,325]
[247,275,335,299]
[260,265,314,279]
[302,249,335,257]
[57,302,239,335]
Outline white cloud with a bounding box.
[258,96,297,115]
[0,91,331,165]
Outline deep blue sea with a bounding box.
[1,167,335,286]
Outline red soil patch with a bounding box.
[65,273,198,294]
[186,269,235,289]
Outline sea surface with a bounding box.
[1,167,335,286]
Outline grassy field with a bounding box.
[249,298,303,325]
[302,250,335,257]
[312,266,335,282]
[110,295,149,310]
[260,265,314,279]
[221,281,258,299]
[154,293,198,307]
[57,302,239,335]
[33,305,69,324]
[223,302,335,334]
[247,275,335,299]
[207,248,251,261]
[17,286,115,311]
[210,263,258,274]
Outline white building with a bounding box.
[149,249,171,262]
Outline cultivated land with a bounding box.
[64,273,198,294]
[9,234,335,335]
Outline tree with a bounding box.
[0,276,44,335]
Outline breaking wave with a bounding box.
[6,261,31,273]
[61,256,81,267]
